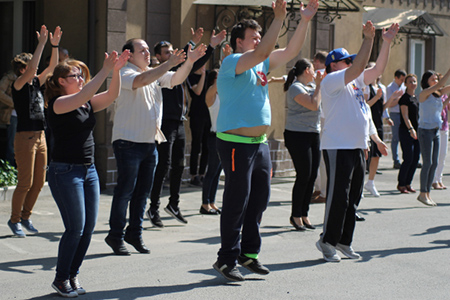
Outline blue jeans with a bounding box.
[202,133,222,205]
[390,112,401,164]
[108,140,157,240]
[48,162,100,280]
[418,128,440,193]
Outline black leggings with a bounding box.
[284,130,320,217]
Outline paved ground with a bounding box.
[1,143,449,300]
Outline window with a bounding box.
[410,39,425,80]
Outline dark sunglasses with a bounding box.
[339,58,353,65]
[64,74,83,80]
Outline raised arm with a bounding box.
[171,44,206,86]
[269,0,319,71]
[132,48,186,89]
[367,86,383,107]
[14,25,48,90]
[235,0,287,75]
[191,29,226,73]
[419,67,450,102]
[363,23,399,85]
[37,26,63,85]
[91,50,131,112]
[343,21,375,85]
[53,52,118,114]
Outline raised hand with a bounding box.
[393,89,403,99]
[103,51,119,71]
[36,25,48,45]
[272,0,287,21]
[382,23,399,43]
[168,48,186,67]
[187,43,207,63]
[376,87,383,98]
[222,44,232,59]
[115,50,131,71]
[191,27,204,45]
[315,70,324,86]
[300,0,319,22]
[49,26,62,46]
[362,21,376,40]
[210,29,226,48]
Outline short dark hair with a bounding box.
[122,38,143,53]
[230,19,261,52]
[314,51,327,64]
[394,69,407,79]
[154,41,172,56]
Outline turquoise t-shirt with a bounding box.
[216,53,271,132]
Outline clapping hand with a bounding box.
[272,0,287,21]
[210,29,226,48]
[362,21,376,40]
[168,48,187,68]
[115,50,131,71]
[49,26,62,46]
[187,43,207,63]
[36,25,48,45]
[382,23,399,43]
[300,0,319,22]
[191,27,204,45]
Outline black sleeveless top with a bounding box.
[12,77,45,132]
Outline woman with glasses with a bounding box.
[44,51,130,297]
[283,58,323,230]
[416,68,450,206]
[7,25,62,238]
[397,74,420,195]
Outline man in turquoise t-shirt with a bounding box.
[213,0,319,282]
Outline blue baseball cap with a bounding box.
[325,48,357,67]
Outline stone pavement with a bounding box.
[1,142,449,299]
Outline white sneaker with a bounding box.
[336,243,361,259]
[364,182,380,197]
[316,240,341,262]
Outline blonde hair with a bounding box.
[44,59,91,104]
[11,53,33,76]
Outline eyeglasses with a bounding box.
[64,74,83,80]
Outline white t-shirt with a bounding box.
[112,62,174,143]
[208,93,220,133]
[320,69,370,150]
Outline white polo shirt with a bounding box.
[112,62,174,143]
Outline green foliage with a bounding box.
[0,159,18,187]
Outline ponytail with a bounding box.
[283,58,313,92]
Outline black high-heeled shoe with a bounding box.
[290,216,306,231]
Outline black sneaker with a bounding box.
[52,279,78,298]
[213,261,244,282]
[164,204,188,224]
[237,255,270,275]
[69,276,86,295]
[146,210,164,228]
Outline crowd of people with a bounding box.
[1,0,450,296]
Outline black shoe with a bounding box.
[304,223,316,230]
[190,176,203,187]
[393,162,401,169]
[199,206,219,215]
[355,213,366,222]
[289,216,306,231]
[105,236,131,255]
[213,261,244,281]
[164,204,188,224]
[237,255,270,275]
[124,235,150,254]
[146,209,164,228]
[376,170,382,175]
[417,162,422,168]
[52,279,78,298]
